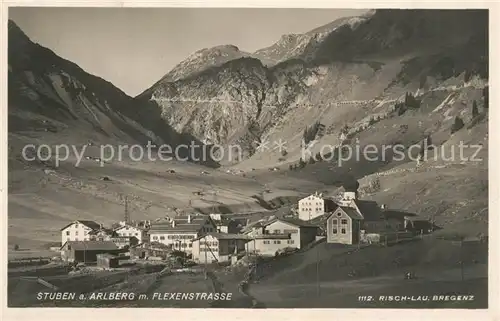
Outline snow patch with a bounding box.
[432,93,455,113]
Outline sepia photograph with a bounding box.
[5,5,490,310]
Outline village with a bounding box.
[8,180,488,309]
[55,183,424,270]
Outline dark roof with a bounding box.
[88,228,115,236]
[337,206,364,220]
[149,215,214,233]
[61,241,118,251]
[241,219,267,233]
[383,209,417,220]
[308,213,330,225]
[323,198,338,211]
[114,224,147,231]
[354,200,385,221]
[193,233,250,241]
[253,234,291,240]
[60,220,101,231]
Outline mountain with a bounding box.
[137,9,488,166]
[152,45,252,84]
[8,20,218,167]
[253,15,369,65]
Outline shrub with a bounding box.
[395,102,407,115]
[303,122,322,145]
[464,69,472,83]
[472,100,479,118]
[404,92,421,109]
[13,244,19,251]
[483,86,489,108]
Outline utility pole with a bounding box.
[83,242,87,265]
[460,236,464,282]
[204,236,208,280]
[124,195,130,224]
[357,221,361,250]
[316,244,320,297]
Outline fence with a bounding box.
[8,257,52,268]
[361,231,416,246]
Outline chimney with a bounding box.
[188,215,191,224]
[380,204,387,210]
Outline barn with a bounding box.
[60,241,120,263]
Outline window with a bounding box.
[274,240,281,244]
[153,236,158,240]
[332,219,338,225]
[66,231,70,236]
[341,228,346,234]
[181,243,187,248]
[332,228,338,234]
[341,219,348,225]
[263,240,270,244]
[75,231,79,236]
[188,243,192,248]
[135,233,139,236]
[273,229,280,234]
[160,236,165,240]
[287,240,294,244]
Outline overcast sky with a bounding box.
[9,8,367,96]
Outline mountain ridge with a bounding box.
[136,9,488,167]
[8,19,219,167]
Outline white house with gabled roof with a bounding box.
[114,223,148,243]
[60,220,102,245]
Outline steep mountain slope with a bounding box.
[8,21,279,248]
[138,10,488,167]
[147,45,253,85]
[8,20,217,167]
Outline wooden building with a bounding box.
[96,253,120,268]
[60,241,120,263]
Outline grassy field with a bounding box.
[249,276,487,308]
[247,237,488,308]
